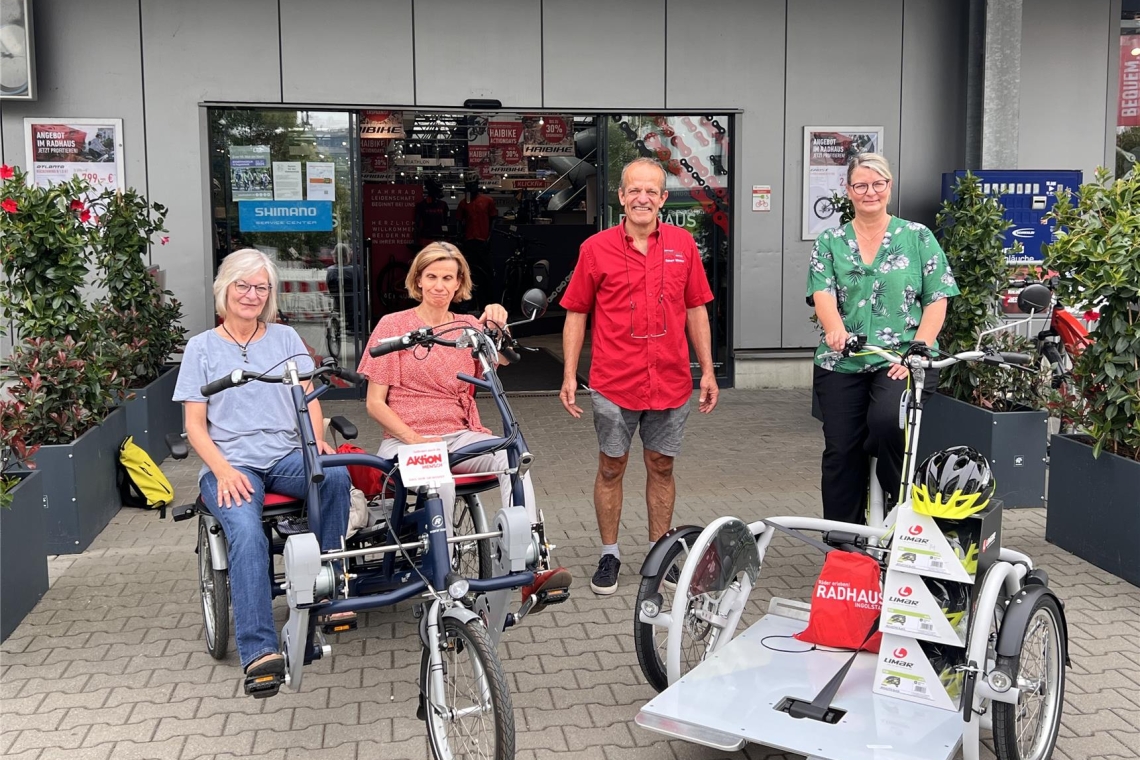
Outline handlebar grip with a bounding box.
[201,369,244,397]
[998,352,1033,366]
[501,345,521,364]
[334,366,365,385]
[369,335,409,357]
[842,334,868,355]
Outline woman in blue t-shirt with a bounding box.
[173,248,351,697]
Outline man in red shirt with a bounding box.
[559,158,719,595]
[456,181,498,308]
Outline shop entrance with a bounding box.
[205,107,732,399]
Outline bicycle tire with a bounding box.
[451,495,493,581]
[325,314,341,362]
[992,595,1066,760]
[376,261,415,316]
[197,516,230,660]
[814,196,836,220]
[421,617,515,760]
[633,541,715,692]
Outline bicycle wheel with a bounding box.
[421,617,515,760]
[376,261,414,316]
[992,595,1066,760]
[814,196,836,220]
[325,314,341,362]
[633,541,716,692]
[197,516,230,660]
[452,495,492,580]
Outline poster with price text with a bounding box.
[802,126,882,240]
[23,118,124,195]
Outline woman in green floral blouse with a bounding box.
[806,153,960,525]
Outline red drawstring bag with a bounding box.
[336,443,387,498]
[794,550,884,653]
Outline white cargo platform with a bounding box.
[635,612,964,760]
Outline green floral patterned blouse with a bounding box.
[806,217,960,373]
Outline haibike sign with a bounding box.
[238,201,333,232]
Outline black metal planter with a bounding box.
[1,469,49,641]
[122,365,182,463]
[36,406,127,555]
[915,393,1048,509]
[1046,434,1140,586]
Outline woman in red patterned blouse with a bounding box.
[357,242,571,611]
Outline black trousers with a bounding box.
[812,365,939,525]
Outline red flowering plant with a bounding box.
[90,187,185,386]
[0,398,41,510]
[0,164,99,340]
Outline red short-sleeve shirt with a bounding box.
[560,223,713,411]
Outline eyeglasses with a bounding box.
[625,254,667,339]
[848,179,890,196]
[233,281,271,298]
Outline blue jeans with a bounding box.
[200,450,351,670]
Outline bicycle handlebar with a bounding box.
[368,322,524,363]
[819,335,1035,371]
[200,361,363,397]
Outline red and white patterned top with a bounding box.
[357,309,490,439]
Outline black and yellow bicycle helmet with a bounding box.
[911,446,995,519]
[926,578,969,632]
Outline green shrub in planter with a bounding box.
[1044,167,1140,461]
[934,172,1046,406]
[92,188,186,387]
[4,335,131,446]
[0,164,98,340]
[0,398,40,510]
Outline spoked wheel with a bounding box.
[451,495,492,580]
[634,518,760,692]
[197,516,230,660]
[635,541,697,691]
[421,618,515,760]
[992,595,1066,760]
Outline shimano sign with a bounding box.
[239,201,333,232]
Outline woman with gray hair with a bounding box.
[806,153,960,524]
[173,248,351,697]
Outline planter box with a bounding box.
[1,469,49,641]
[122,365,181,463]
[915,393,1048,509]
[1046,434,1140,586]
[37,406,127,555]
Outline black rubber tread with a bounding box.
[198,517,230,660]
[421,617,515,760]
[633,541,684,692]
[992,595,1066,760]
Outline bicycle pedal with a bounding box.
[320,612,358,634]
[243,671,284,699]
[537,588,570,607]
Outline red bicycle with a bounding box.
[1007,274,1095,390]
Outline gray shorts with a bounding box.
[591,390,691,458]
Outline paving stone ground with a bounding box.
[2,389,1137,760]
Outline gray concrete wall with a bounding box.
[1019,0,1114,181]
[0,0,1114,368]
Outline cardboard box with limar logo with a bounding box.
[888,501,1002,584]
[873,633,966,712]
[879,569,969,647]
